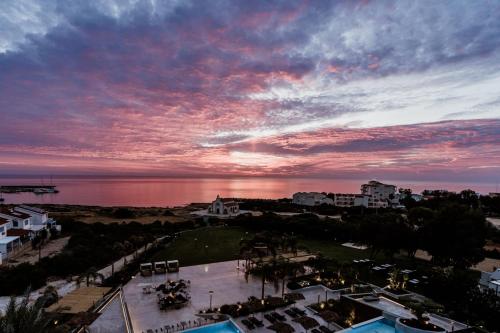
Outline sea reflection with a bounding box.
[0,177,493,207]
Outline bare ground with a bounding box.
[43,204,198,224]
[9,236,70,265]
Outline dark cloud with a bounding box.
[0,0,499,178]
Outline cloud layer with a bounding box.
[0,0,499,181]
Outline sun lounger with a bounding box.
[312,329,322,333]
[319,325,334,333]
[248,316,264,327]
[285,309,299,318]
[290,307,306,316]
[241,319,255,329]
[271,312,286,321]
[264,313,277,324]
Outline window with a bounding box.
[13,221,18,227]
[24,220,29,226]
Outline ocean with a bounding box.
[0,177,495,207]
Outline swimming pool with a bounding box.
[182,321,242,333]
[346,318,395,333]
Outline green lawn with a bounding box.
[151,226,250,266]
[299,238,374,263]
[150,226,384,267]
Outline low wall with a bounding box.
[395,318,445,333]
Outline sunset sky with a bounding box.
[1,0,499,181]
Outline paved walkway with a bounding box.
[122,260,340,333]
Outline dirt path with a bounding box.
[9,237,70,265]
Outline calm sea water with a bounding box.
[0,177,495,207]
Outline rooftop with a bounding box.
[17,205,47,214]
[0,236,20,244]
[0,208,31,219]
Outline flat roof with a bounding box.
[0,236,20,244]
[45,286,112,314]
[18,205,46,214]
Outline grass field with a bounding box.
[151,226,252,266]
[150,226,379,267]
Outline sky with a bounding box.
[0,0,499,182]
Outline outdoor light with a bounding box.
[209,290,214,310]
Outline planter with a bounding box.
[395,318,445,333]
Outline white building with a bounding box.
[15,205,59,231]
[0,217,21,259]
[292,192,334,206]
[0,207,32,232]
[333,193,389,208]
[333,194,369,207]
[208,195,240,215]
[479,268,500,296]
[361,180,397,201]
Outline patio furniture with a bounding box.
[285,309,299,318]
[265,313,278,324]
[319,325,334,333]
[241,319,256,330]
[249,316,264,327]
[271,312,287,321]
[290,307,306,316]
[267,322,295,333]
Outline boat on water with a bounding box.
[34,188,59,194]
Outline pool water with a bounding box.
[182,321,241,333]
[349,319,396,333]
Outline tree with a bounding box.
[39,285,59,308]
[79,267,105,287]
[276,258,305,297]
[256,258,280,300]
[421,204,487,268]
[0,291,50,333]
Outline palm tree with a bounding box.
[258,258,280,300]
[0,291,50,333]
[275,258,305,298]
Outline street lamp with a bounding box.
[209,290,214,311]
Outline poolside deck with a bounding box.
[121,260,340,333]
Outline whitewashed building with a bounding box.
[15,205,59,231]
[333,193,389,208]
[0,217,21,259]
[292,192,334,206]
[333,194,369,207]
[0,208,32,232]
[361,180,397,201]
[208,195,240,215]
